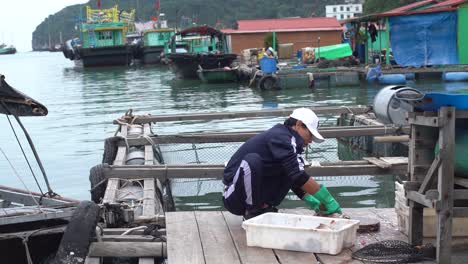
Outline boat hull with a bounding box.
[197,68,238,83]
[142,46,164,64]
[0,48,16,55]
[167,53,238,79]
[77,45,132,67]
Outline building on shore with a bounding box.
[342,0,468,66]
[222,17,343,55]
[326,3,363,21]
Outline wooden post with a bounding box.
[436,107,455,263]
[408,116,437,245]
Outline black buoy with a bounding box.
[50,201,100,264]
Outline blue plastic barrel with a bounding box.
[420,93,468,111]
[442,72,468,82]
[260,57,277,74]
[378,74,406,85]
[405,73,415,80]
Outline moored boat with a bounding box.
[0,44,16,55]
[167,26,238,79]
[63,5,135,67]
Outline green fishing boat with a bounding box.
[0,44,16,55]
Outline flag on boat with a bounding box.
[97,0,101,8]
[156,0,160,11]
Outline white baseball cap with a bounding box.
[290,108,324,143]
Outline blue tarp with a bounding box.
[389,12,458,67]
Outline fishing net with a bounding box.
[352,240,435,263]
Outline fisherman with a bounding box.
[222,108,342,220]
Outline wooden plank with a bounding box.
[0,207,75,225]
[274,249,318,263]
[0,187,76,206]
[143,124,154,165]
[363,157,391,169]
[436,107,455,263]
[84,257,100,264]
[222,212,279,264]
[88,242,166,257]
[103,163,407,180]
[408,115,441,127]
[380,157,409,165]
[114,125,128,165]
[418,152,442,193]
[101,235,157,242]
[195,211,241,264]
[407,191,434,208]
[125,125,410,145]
[139,258,154,264]
[373,135,409,143]
[166,211,204,264]
[120,106,371,124]
[102,178,119,204]
[454,177,468,188]
[142,179,156,216]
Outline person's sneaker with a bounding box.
[243,206,278,221]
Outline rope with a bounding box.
[0,147,42,208]
[0,102,56,196]
[2,114,44,196]
[22,236,33,264]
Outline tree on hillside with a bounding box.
[363,0,422,15]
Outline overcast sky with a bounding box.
[0,0,89,52]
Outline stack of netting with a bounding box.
[352,240,435,263]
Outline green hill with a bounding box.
[32,0,421,50]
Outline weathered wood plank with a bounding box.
[166,211,205,264]
[363,157,391,169]
[222,212,279,264]
[102,178,119,204]
[114,125,128,165]
[454,177,468,188]
[418,152,442,193]
[102,163,407,180]
[274,249,318,263]
[139,258,154,264]
[407,191,434,208]
[0,207,75,225]
[195,211,241,264]
[88,242,166,257]
[142,179,156,216]
[125,125,410,145]
[101,235,157,242]
[84,257,100,264]
[0,185,77,206]
[121,106,371,124]
[143,124,154,165]
[436,107,455,263]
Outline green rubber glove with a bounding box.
[304,194,320,211]
[313,185,342,215]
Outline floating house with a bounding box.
[343,0,468,66]
[222,17,343,55]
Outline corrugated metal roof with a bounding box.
[382,0,438,14]
[225,17,342,33]
[428,0,468,9]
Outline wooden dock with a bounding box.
[166,208,468,264]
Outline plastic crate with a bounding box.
[395,182,468,237]
[241,213,360,255]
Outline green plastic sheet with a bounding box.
[314,43,352,60]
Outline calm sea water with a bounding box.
[1,52,465,210]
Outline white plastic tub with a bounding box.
[241,213,360,255]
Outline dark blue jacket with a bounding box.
[223,124,309,206]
